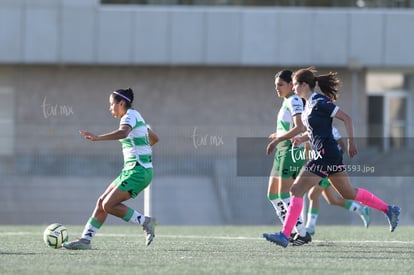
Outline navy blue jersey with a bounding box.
[302,92,340,160]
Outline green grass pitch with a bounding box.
[1,225,413,274]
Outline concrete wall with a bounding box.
[1,160,412,226]
[1,0,414,67]
[2,65,366,158]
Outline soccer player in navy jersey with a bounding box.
[263,67,400,248]
[305,127,370,235]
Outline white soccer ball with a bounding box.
[43,223,69,249]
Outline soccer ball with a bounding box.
[43,223,69,249]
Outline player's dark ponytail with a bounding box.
[294,67,340,100]
[315,73,340,100]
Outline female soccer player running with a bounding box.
[64,88,158,250]
[305,127,371,235]
[265,70,311,245]
[263,67,400,248]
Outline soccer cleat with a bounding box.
[289,232,297,243]
[358,206,371,228]
[142,216,156,246]
[263,232,289,248]
[291,232,312,246]
[385,205,400,232]
[62,238,91,250]
[306,226,315,236]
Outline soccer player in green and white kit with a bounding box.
[265,70,311,246]
[63,88,158,250]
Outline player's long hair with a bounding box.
[293,67,340,100]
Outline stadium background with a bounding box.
[0,0,413,226]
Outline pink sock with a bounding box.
[281,196,303,237]
[355,188,388,213]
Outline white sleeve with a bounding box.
[330,106,340,118]
[332,127,341,140]
[289,96,303,116]
[120,111,135,128]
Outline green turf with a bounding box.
[0,225,413,274]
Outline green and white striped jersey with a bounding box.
[276,93,303,149]
[119,109,152,170]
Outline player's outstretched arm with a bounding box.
[80,124,132,141]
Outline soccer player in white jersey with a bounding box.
[64,88,159,250]
[305,127,371,235]
[264,70,311,246]
[263,67,400,248]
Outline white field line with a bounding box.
[1,231,414,244]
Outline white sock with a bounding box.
[306,211,319,229]
[270,198,288,224]
[348,201,362,213]
[127,210,145,225]
[81,223,99,241]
